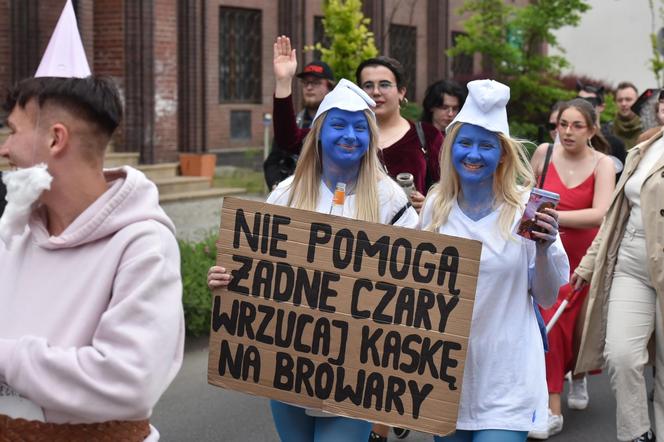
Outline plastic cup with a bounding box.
[516,188,560,240]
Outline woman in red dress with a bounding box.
[528,98,616,439]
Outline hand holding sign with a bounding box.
[208,266,231,288]
[208,198,481,436]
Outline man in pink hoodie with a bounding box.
[0,74,184,440]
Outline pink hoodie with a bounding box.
[0,167,184,437]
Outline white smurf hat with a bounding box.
[312,78,376,124]
[448,79,510,136]
[34,0,91,78]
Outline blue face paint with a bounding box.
[451,123,502,219]
[452,123,502,186]
[319,108,371,191]
[320,109,370,168]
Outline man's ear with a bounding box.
[49,123,69,157]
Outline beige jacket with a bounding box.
[574,129,664,373]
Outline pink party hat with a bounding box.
[34,0,91,78]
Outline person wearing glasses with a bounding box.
[421,80,467,133]
[528,99,615,439]
[272,36,443,214]
[354,56,443,213]
[266,56,335,190]
[576,81,627,181]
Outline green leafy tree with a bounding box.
[309,0,378,81]
[648,0,664,87]
[448,0,590,139]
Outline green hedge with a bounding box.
[179,235,217,336]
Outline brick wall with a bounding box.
[154,0,178,162]
[38,0,67,58]
[94,0,126,151]
[206,0,277,151]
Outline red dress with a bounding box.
[539,163,599,393]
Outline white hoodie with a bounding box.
[0,166,184,439]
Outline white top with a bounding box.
[267,175,419,228]
[267,175,418,417]
[624,137,664,233]
[419,196,568,432]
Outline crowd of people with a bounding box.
[249,34,664,442]
[1,3,664,440]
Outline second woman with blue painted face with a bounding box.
[419,80,570,442]
[207,79,418,442]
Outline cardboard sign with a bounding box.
[208,197,481,436]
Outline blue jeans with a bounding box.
[270,400,371,442]
[434,429,528,442]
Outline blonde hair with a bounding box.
[424,123,535,238]
[287,109,386,222]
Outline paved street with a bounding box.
[152,337,655,442]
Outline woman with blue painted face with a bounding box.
[418,80,570,442]
[208,79,419,442]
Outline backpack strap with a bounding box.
[415,122,433,190]
[539,143,554,188]
[389,202,412,225]
[415,121,427,157]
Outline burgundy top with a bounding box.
[273,95,443,194]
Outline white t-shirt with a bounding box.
[267,176,419,228]
[419,196,568,432]
[624,137,664,233]
[267,175,418,417]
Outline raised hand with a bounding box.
[274,35,297,96]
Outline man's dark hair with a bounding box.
[420,80,467,124]
[355,56,406,89]
[616,81,638,95]
[3,76,123,137]
[576,80,605,104]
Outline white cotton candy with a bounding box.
[0,383,45,422]
[0,164,53,249]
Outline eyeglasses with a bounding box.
[361,81,396,94]
[302,79,324,88]
[558,121,588,132]
[436,104,460,114]
[546,122,557,131]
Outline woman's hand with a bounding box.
[531,207,559,251]
[208,266,231,290]
[410,190,425,213]
[570,272,589,291]
[274,35,297,98]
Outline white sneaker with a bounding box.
[528,409,563,440]
[568,376,589,410]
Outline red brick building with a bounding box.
[0,0,527,164]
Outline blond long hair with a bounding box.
[425,123,535,237]
[287,109,386,222]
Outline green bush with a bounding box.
[400,101,422,121]
[179,234,217,336]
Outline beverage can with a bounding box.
[515,188,560,240]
